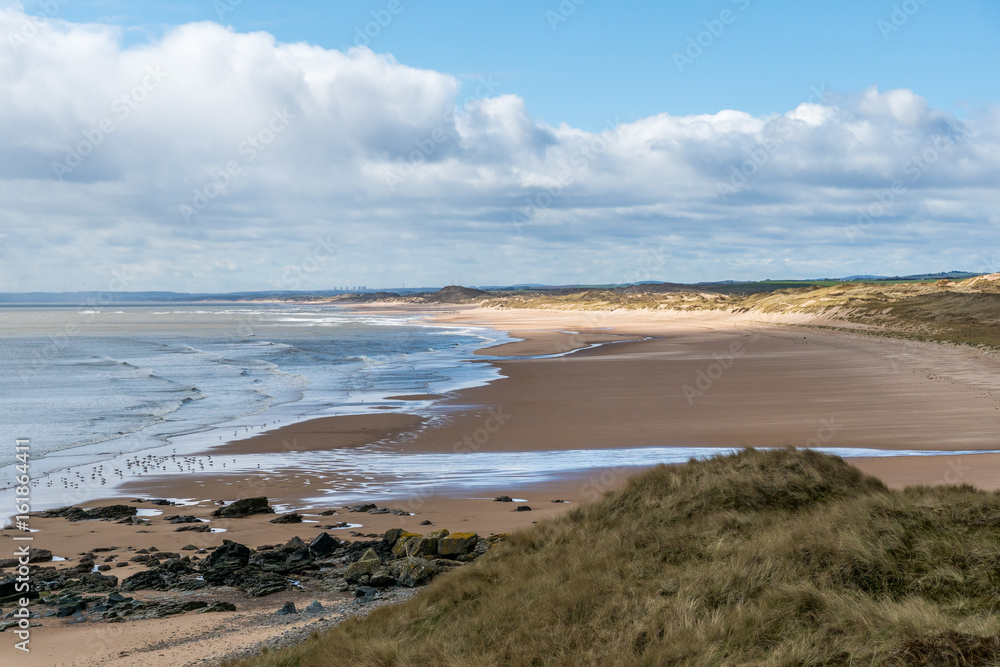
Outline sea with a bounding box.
[0,304,508,514]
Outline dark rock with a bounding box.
[121,570,170,592]
[270,513,303,524]
[197,601,236,613]
[552,499,567,503]
[170,579,208,591]
[175,524,211,532]
[279,536,307,553]
[181,544,198,551]
[494,496,513,502]
[201,540,251,584]
[285,548,315,572]
[249,550,291,573]
[0,547,52,568]
[112,599,208,620]
[369,569,396,588]
[211,497,274,518]
[86,505,137,520]
[304,600,324,614]
[319,510,338,516]
[37,506,89,521]
[166,515,200,524]
[383,528,404,546]
[162,557,195,574]
[419,520,432,526]
[107,592,128,606]
[274,601,297,615]
[515,506,532,512]
[117,516,150,526]
[149,499,174,506]
[129,554,152,563]
[232,568,288,597]
[354,586,378,598]
[57,603,85,617]
[345,503,377,512]
[96,565,111,572]
[308,532,340,558]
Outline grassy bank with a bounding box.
[227,449,1000,666]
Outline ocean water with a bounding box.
[0,304,508,509]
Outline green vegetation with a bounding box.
[227,449,1000,666]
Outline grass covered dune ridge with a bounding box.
[229,448,1000,666]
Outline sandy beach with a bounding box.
[7,304,1000,665]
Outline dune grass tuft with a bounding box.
[227,448,1000,666]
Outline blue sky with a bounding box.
[27,0,1000,129]
[1,1,999,290]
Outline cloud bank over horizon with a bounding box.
[1,7,999,292]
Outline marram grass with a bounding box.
[227,448,1000,666]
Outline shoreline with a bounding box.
[22,303,1000,511]
[7,304,1000,664]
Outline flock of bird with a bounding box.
[38,419,282,492]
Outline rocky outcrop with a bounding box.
[344,549,381,585]
[390,557,438,587]
[211,497,275,518]
[0,548,52,567]
[308,532,340,558]
[438,532,479,558]
[34,505,136,521]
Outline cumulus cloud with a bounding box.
[0,7,998,291]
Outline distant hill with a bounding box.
[423,285,489,303]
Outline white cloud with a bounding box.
[0,7,998,291]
